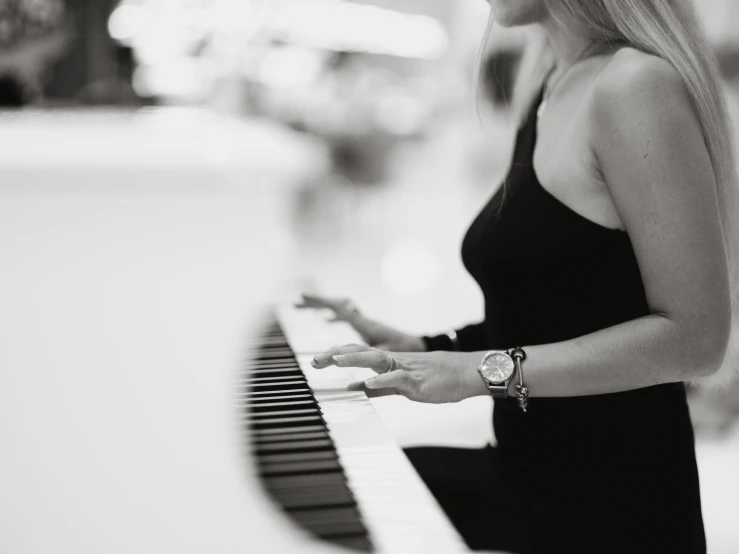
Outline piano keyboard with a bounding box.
[245,318,374,551]
[242,306,469,553]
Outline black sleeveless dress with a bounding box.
[407,88,706,554]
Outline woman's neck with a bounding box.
[539,17,595,69]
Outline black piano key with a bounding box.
[246,381,308,392]
[249,415,325,431]
[258,458,343,476]
[262,481,350,504]
[267,494,357,513]
[246,398,318,410]
[264,474,349,494]
[249,399,317,410]
[242,383,307,392]
[243,367,302,376]
[241,390,313,400]
[251,424,328,437]
[244,368,303,376]
[248,393,316,404]
[290,506,366,537]
[256,348,295,355]
[253,431,331,444]
[330,536,373,552]
[249,376,307,389]
[247,408,321,419]
[245,360,301,369]
[253,349,297,360]
[242,380,313,392]
[290,504,364,524]
[252,332,283,341]
[257,450,338,466]
[253,439,335,456]
[271,488,356,511]
[253,338,292,347]
[245,387,313,397]
[263,472,349,492]
[243,388,314,397]
[248,412,322,423]
[242,398,317,411]
[245,375,310,383]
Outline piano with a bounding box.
[0,107,472,553]
[244,306,469,552]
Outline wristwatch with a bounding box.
[477,350,517,398]
[478,347,530,411]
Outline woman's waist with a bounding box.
[491,384,696,481]
[493,382,690,439]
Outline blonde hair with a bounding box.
[474,0,739,388]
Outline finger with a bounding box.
[299,293,346,311]
[328,314,357,323]
[327,305,361,322]
[347,380,400,398]
[294,294,330,310]
[364,370,412,393]
[294,293,319,309]
[332,350,394,373]
[294,298,328,310]
[311,343,370,368]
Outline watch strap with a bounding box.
[487,383,509,398]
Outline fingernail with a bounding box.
[314,353,330,362]
[365,378,378,388]
[333,355,347,365]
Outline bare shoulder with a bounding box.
[589,46,702,159]
[596,47,684,95]
[590,46,697,132]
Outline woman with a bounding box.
[300,1,738,552]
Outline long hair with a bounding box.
[474,0,739,388]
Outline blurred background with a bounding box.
[1,0,738,552]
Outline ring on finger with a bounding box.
[342,300,361,318]
[386,354,397,372]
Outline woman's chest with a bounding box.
[533,105,625,232]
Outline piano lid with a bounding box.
[0,107,342,554]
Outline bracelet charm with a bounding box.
[515,384,529,412]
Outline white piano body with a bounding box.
[0,108,472,553]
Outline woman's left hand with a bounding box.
[311,344,485,403]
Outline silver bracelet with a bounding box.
[509,347,529,412]
[446,328,460,351]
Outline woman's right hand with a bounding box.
[294,293,427,352]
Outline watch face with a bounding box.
[480,352,515,384]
